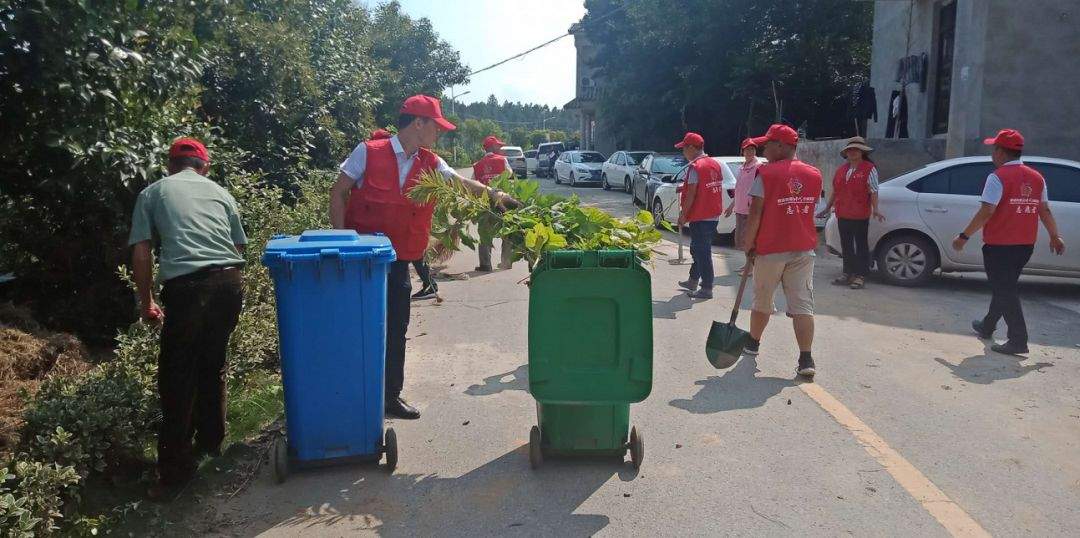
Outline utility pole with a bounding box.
[449,87,471,163]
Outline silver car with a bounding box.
[553,150,607,186]
[824,156,1080,286]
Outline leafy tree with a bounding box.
[370,1,470,125]
[580,0,871,154]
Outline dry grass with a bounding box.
[0,302,93,456]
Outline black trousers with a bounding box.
[837,218,871,277]
[982,244,1033,345]
[158,269,243,485]
[386,260,412,400]
[411,259,437,291]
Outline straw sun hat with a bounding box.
[840,136,874,157]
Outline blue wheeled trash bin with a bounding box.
[261,230,398,483]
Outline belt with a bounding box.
[165,264,243,284]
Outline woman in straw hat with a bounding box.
[817,137,885,289]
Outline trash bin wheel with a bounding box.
[529,426,543,469]
[271,436,288,484]
[628,426,644,469]
[384,428,399,472]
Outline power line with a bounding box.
[465,4,629,78]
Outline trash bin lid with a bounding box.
[261,230,396,266]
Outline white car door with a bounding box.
[1027,162,1080,271]
[915,163,993,266]
[554,153,567,181]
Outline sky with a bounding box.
[367,0,587,109]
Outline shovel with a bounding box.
[705,261,753,368]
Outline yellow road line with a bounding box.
[799,382,991,538]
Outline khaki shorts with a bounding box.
[751,251,815,315]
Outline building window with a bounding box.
[931,1,957,135]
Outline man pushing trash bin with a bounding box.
[329,94,517,419]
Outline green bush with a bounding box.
[0,458,81,537]
[18,327,158,478]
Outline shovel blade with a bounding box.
[705,321,750,369]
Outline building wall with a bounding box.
[979,0,1080,161]
[870,0,1080,161]
[868,0,939,140]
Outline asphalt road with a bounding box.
[206,174,1080,537]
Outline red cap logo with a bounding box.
[169,137,210,163]
[370,128,392,140]
[750,124,799,147]
[983,129,1024,151]
[675,132,704,149]
[399,95,456,131]
[482,135,506,150]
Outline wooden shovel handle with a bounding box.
[728,257,753,325]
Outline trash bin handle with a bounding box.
[551,251,583,269]
[283,253,320,262]
[598,250,632,268]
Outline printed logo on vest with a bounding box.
[1020,183,1033,198]
[788,177,803,195]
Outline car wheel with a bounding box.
[651,198,666,229]
[876,234,939,287]
[570,172,577,187]
[602,173,610,190]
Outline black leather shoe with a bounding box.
[991,341,1029,356]
[385,397,421,420]
[971,320,994,339]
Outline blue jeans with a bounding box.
[687,221,717,289]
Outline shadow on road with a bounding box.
[465,364,528,396]
[652,292,695,319]
[238,447,621,536]
[934,346,1054,385]
[669,355,796,414]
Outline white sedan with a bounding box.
[602,151,653,193]
[824,155,1080,286]
[553,150,607,186]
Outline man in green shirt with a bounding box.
[128,138,246,495]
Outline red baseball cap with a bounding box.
[399,95,456,131]
[674,132,705,149]
[169,137,210,163]
[482,135,506,150]
[740,137,758,150]
[370,128,392,140]
[750,124,799,147]
[983,129,1024,151]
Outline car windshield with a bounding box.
[525,150,537,157]
[501,148,523,157]
[650,155,688,174]
[627,152,651,164]
[574,152,606,163]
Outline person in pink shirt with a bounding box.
[724,138,761,273]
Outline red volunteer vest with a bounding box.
[681,157,724,221]
[983,164,1044,246]
[472,153,506,185]
[832,160,875,220]
[754,159,822,256]
[343,139,438,261]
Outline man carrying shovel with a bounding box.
[741,124,822,378]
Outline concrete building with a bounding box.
[565,22,615,155]
[867,0,1080,161]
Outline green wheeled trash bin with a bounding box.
[527,250,653,469]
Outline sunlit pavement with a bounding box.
[206,175,1080,537]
